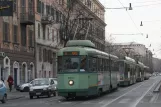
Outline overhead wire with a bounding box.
[130,0,161,4]
[116,0,154,50]
[117,0,143,35]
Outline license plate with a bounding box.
[36,93,41,95]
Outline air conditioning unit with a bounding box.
[0,52,5,58]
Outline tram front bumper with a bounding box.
[58,89,88,97]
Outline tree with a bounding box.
[53,0,105,48]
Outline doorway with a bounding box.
[14,68,18,87]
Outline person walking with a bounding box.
[7,75,13,92]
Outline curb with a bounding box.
[153,79,161,93]
[7,96,25,100]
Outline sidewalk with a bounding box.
[7,89,28,100]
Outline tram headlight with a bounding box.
[68,80,74,85]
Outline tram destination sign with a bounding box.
[64,52,79,56]
[0,0,13,16]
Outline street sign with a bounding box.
[0,0,13,16]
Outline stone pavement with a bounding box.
[7,89,28,100]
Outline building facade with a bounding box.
[0,0,35,87]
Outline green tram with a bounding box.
[118,56,137,86]
[144,66,150,80]
[136,62,145,82]
[57,40,119,99]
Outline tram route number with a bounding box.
[64,52,79,56]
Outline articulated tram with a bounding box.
[118,56,137,86]
[144,66,151,80]
[57,40,151,99]
[57,40,119,99]
[136,61,145,82]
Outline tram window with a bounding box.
[63,57,79,72]
[58,56,62,72]
[80,56,87,71]
[92,57,97,72]
[89,57,97,72]
[97,58,101,72]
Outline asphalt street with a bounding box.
[1,76,161,107]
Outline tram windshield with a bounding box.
[63,56,80,72]
[58,56,87,72]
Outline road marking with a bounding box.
[60,102,72,104]
[119,98,131,103]
[150,93,158,103]
[132,79,161,107]
[101,82,144,107]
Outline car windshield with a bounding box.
[32,79,49,86]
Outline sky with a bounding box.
[99,0,161,58]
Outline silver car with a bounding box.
[29,78,57,99]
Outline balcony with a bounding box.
[20,13,35,25]
[41,15,53,25]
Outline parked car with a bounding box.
[29,78,57,99]
[18,80,34,92]
[0,80,7,103]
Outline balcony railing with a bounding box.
[41,15,53,25]
[20,13,35,25]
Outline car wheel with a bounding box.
[37,96,39,98]
[48,92,51,98]
[30,95,33,99]
[53,92,56,96]
[23,87,29,92]
[1,94,7,103]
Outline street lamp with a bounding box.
[140,21,143,26]
[129,3,133,10]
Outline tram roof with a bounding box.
[144,66,149,69]
[118,56,136,64]
[66,40,95,48]
[57,46,118,60]
[138,61,145,67]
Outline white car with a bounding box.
[29,78,57,99]
[19,80,33,92]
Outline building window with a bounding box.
[13,0,17,12]
[21,25,26,46]
[38,23,40,38]
[21,0,26,13]
[52,29,55,41]
[37,0,41,13]
[3,22,9,42]
[13,25,18,43]
[43,49,46,61]
[46,50,48,62]
[47,27,50,40]
[39,47,42,61]
[29,30,33,47]
[56,10,59,23]
[28,0,33,14]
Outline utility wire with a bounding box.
[131,0,161,4]
[133,2,161,8]
[117,0,143,35]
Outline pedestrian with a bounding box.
[7,75,13,92]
